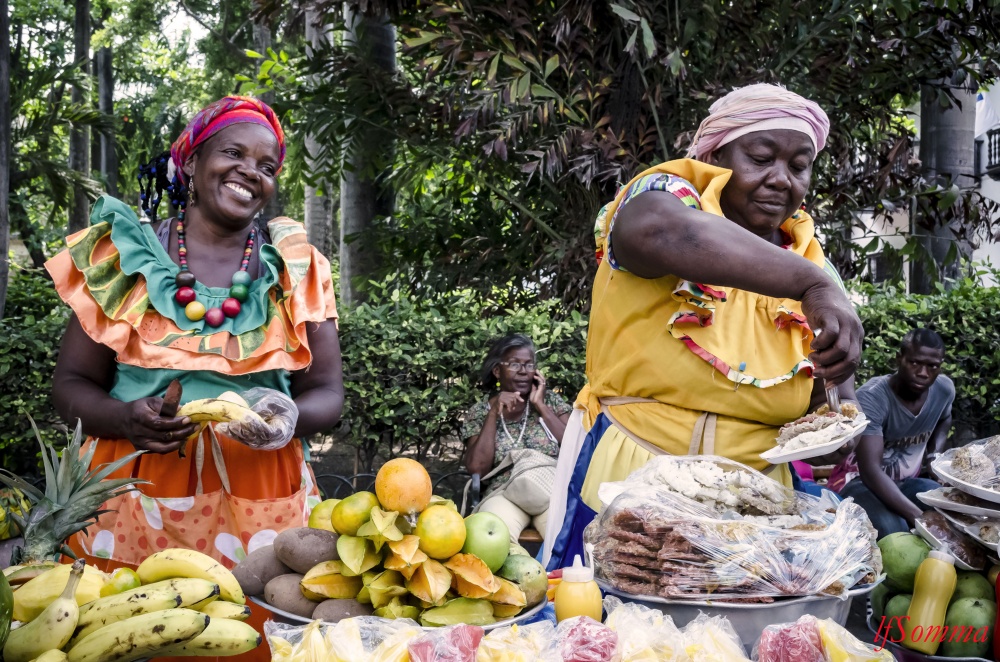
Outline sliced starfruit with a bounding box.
[326,617,366,661]
[337,534,383,576]
[406,558,452,606]
[356,507,405,552]
[491,603,524,619]
[488,577,526,607]
[367,570,408,609]
[300,560,364,601]
[444,553,500,597]
[356,570,380,605]
[420,597,495,627]
[373,595,422,621]
[427,494,458,511]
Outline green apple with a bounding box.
[461,512,511,572]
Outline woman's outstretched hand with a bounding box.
[800,281,864,385]
[122,397,199,454]
[489,391,524,416]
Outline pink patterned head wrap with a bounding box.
[686,84,830,161]
[170,96,285,186]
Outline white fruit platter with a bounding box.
[931,455,1000,505]
[918,488,1000,519]
[761,414,868,464]
[913,520,979,571]
[962,521,1000,553]
[251,594,548,632]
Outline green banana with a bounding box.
[70,577,218,648]
[3,559,84,662]
[136,548,245,604]
[152,618,262,657]
[199,599,252,621]
[66,608,208,662]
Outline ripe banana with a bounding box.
[66,608,209,662]
[152,617,262,657]
[28,651,68,662]
[136,548,245,604]
[199,599,252,621]
[176,398,263,425]
[70,577,219,647]
[4,559,85,662]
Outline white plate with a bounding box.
[963,521,1000,552]
[917,488,1000,519]
[931,458,1000,504]
[761,415,868,464]
[937,508,984,529]
[913,520,979,571]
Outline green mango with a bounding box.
[870,583,894,621]
[0,571,11,651]
[940,597,996,658]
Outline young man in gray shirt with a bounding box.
[829,328,954,538]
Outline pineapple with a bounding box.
[0,419,145,565]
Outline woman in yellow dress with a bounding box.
[546,84,864,568]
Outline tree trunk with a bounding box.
[253,20,283,222]
[68,0,91,233]
[304,8,336,258]
[911,82,977,293]
[339,5,396,307]
[96,44,117,197]
[0,0,10,319]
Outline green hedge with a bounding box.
[854,271,1000,443]
[0,269,70,475]
[337,281,588,470]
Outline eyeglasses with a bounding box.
[500,361,536,372]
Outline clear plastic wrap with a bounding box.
[603,595,689,661]
[407,624,484,662]
[218,386,299,450]
[681,613,750,661]
[265,616,422,661]
[475,622,558,662]
[815,618,894,661]
[543,616,618,662]
[587,456,881,600]
[751,615,825,662]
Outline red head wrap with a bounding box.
[170,96,285,186]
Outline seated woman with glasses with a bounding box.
[461,334,572,543]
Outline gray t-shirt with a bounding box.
[830,374,955,489]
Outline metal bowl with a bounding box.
[865,613,991,662]
[250,595,548,632]
[598,579,879,651]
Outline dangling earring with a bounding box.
[189,178,197,205]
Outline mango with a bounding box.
[941,597,997,657]
[878,533,930,592]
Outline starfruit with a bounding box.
[373,596,422,621]
[406,558,452,606]
[356,570,380,605]
[492,603,524,619]
[427,494,458,511]
[326,617,366,662]
[420,597,495,627]
[356,507,405,552]
[299,560,364,601]
[367,570,408,609]
[444,553,500,599]
[384,535,428,580]
[337,535,383,576]
[488,577,526,607]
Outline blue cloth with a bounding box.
[547,413,614,571]
[840,476,940,539]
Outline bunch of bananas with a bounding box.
[2,549,261,662]
[0,487,31,541]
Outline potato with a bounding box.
[273,527,340,573]
[312,598,374,622]
[233,544,292,596]
[264,574,317,618]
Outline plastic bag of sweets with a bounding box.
[603,596,688,661]
[752,615,824,662]
[545,616,618,662]
[407,624,485,662]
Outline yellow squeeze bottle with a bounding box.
[903,549,957,655]
[554,554,602,623]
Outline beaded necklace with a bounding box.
[173,209,256,327]
[499,404,529,447]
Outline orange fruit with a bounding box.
[308,498,341,532]
[415,504,467,560]
[331,491,380,536]
[375,458,432,515]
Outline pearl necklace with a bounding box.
[172,211,255,327]
[499,404,529,446]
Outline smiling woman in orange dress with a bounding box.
[46,96,342,661]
